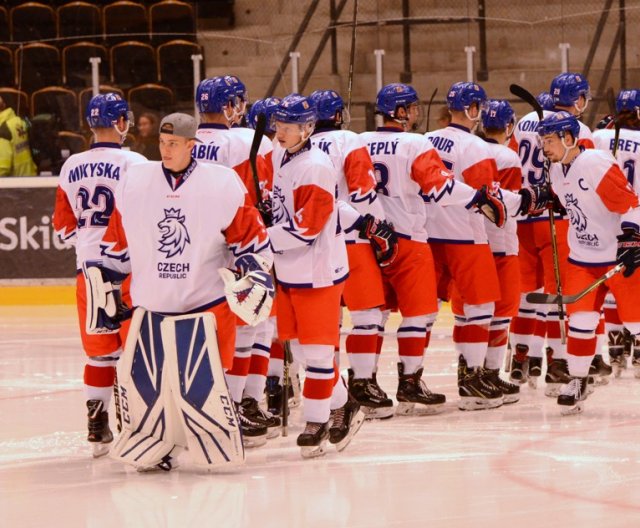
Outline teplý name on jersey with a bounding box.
[367,139,399,156]
[67,162,121,183]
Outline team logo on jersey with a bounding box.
[271,185,290,225]
[158,208,191,258]
[564,194,587,232]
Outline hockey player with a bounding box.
[508,72,595,394]
[537,92,555,111]
[537,111,640,414]
[424,81,510,410]
[308,89,394,419]
[90,113,274,470]
[193,76,277,445]
[478,99,524,403]
[361,82,508,414]
[52,93,146,458]
[594,89,640,377]
[268,94,365,457]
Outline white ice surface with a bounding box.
[2,305,640,528]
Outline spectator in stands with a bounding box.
[132,112,161,160]
[0,96,37,177]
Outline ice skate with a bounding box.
[610,350,627,378]
[396,363,445,415]
[457,356,502,411]
[527,356,543,389]
[329,397,366,452]
[297,421,329,459]
[485,368,520,404]
[589,354,612,386]
[136,454,179,473]
[348,369,394,419]
[241,396,280,439]
[265,375,296,416]
[509,344,529,385]
[632,349,640,379]
[544,358,571,397]
[86,400,113,458]
[557,377,589,416]
[236,401,268,448]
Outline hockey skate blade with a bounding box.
[243,434,268,449]
[544,383,562,397]
[612,365,623,378]
[300,443,327,459]
[91,442,111,458]
[362,405,395,420]
[502,394,520,405]
[560,402,584,416]
[395,401,445,416]
[334,410,366,452]
[592,375,610,386]
[527,376,538,389]
[457,396,503,411]
[266,427,280,440]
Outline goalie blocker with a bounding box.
[110,309,245,471]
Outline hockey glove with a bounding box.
[219,254,274,326]
[82,261,131,334]
[469,185,507,228]
[257,198,273,227]
[356,214,399,267]
[616,226,640,278]
[516,184,552,217]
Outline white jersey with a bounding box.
[510,109,595,223]
[593,127,640,193]
[310,128,384,243]
[53,143,147,269]
[549,149,640,266]
[228,125,273,155]
[193,123,267,206]
[424,124,498,244]
[268,142,348,288]
[99,160,271,313]
[360,127,477,243]
[484,139,522,256]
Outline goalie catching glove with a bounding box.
[355,214,399,267]
[616,225,640,278]
[82,261,131,334]
[468,184,507,228]
[218,254,274,326]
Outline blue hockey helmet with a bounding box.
[225,75,248,102]
[85,93,131,129]
[536,91,555,111]
[273,93,316,126]
[248,96,281,133]
[375,83,419,117]
[616,89,640,114]
[446,82,487,111]
[481,99,515,130]
[195,77,237,114]
[550,72,591,107]
[309,89,345,120]
[537,111,580,139]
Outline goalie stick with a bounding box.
[510,83,566,343]
[281,340,292,437]
[526,263,624,305]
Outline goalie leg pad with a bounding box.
[161,312,245,470]
[110,309,181,470]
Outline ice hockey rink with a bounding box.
[2,305,640,528]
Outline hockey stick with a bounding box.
[282,340,292,437]
[425,87,438,132]
[510,83,567,344]
[113,369,122,433]
[526,263,624,305]
[346,0,358,115]
[605,87,622,157]
[249,112,267,207]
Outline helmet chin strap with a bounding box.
[464,107,481,123]
[559,134,578,164]
[114,120,130,144]
[574,98,589,116]
[286,123,315,153]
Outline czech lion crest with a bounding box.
[564,194,587,233]
[158,208,190,258]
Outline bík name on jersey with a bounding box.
[192,143,221,161]
[68,162,121,183]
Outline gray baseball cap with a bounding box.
[159,113,201,141]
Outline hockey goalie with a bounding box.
[83,113,274,471]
